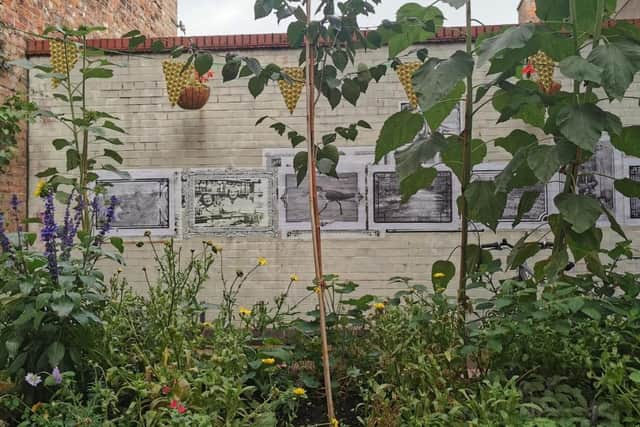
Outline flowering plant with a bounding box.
[0,191,124,397]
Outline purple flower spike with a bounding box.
[40,191,59,279]
[51,366,62,385]
[59,192,80,261]
[95,195,118,246]
[10,194,22,232]
[0,214,11,253]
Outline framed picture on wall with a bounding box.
[557,136,624,225]
[368,164,460,231]
[472,163,556,229]
[184,169,275,234]
[622,156,640,226]
[96,169,181,236]
[277,157,367,232]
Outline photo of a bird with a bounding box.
[316,186,357,215]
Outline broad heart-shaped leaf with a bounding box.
[567,226,602,262]
[611,126,640,157]
[423,80,465,132]
[287,21,305,47]
[476,24,535,67]
[431,260,455,294]
[555,193,602,234]
[559,56,602,83]
[495,130,537,155]
[442,137,487,182]
[527,145,560,183]
[615,178,640,197]
[588,42,640,100]
[399,167,437,203]
[513,191,541,227]
[374,110,424,162]
[413,51,474,112]
[492,81,546,129]
[556,104,607,152]
[194,53,213,75]
[507,241,540,270]
[464,180,507,232]
[395,132,448,183]
[47,341,65,367]
[341,78,360,106]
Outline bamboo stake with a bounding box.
[304,0,336,422]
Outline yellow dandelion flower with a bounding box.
[31,402,43,413]
[258,257,267,266]
[239,307,252,316]
[290,274,299,282]
[34,180,47,197]
[313,286,321,294]
[261,358,276,365]
[331,418,340,427]
[374,302,385,311]
[293,387,306,396]
[433,272,446,279]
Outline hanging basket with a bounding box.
[177,85,211,110]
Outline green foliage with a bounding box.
[0,95,37,174]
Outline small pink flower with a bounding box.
[177,403,187,414]
[169,399,178,409]
[161,385,171,395]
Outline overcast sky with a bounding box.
[177,0,520,36]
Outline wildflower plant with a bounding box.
[0,190,124,394]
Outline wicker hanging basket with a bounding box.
[177,85,211,110]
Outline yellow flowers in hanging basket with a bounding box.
[49,39,78,88]
[162,61,213,109]
[278,67,305,114]
[395,61,421,109]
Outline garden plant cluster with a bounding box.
[1,0,640,425]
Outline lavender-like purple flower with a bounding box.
[25,372,42,387]
[10,194,22,232]
[51,366,62,385]
[94,195,118,246]
[40,191,59,279]
[58,192,81,260]
[0,214,11,253]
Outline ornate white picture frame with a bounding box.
[368,164,460,232]
[96,169,181,237]
[472,163,557,230]
[622,155,640,226]
[184,169,275,235]
[277,156,367,233]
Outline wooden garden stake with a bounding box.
[304,0,336,421]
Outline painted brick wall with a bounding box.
[0,0,177,222]
[26,42,640,312]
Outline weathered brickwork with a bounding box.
[24,33,640,311]
[0,0,177,219]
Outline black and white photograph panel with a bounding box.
[472,164,553,228]
[368,165,460,231]
[277,158,366,232]
[96,170,180,236]
[185,170,274,234]
[577,138,616,212]
[623,157,640,225]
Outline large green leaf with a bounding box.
[374,110,424,162]
[287,21,305,47]
[442,137,486,182]
[492,81,546,129]
[588,42,640,100]
[513,191,541,227]
[413,51,474,112]
[381,4,443,58]
[535,0,569,21]
[614,178,640,198]
[476,24,535,67]
[611,126,640,157]
[527,145,560,183]
[194,53,213,75]
[395,133,448,185]
[494,146,538,192]
[465,180,507,231]
[495,130,537,155]
[423,81,465,132]
[47,341,65,367]
[431,260,455,294]
[399,167,438,202]
[567,226,602,262]
[556,104,606,151]
[559,55,602,83]
[555,193,602,233]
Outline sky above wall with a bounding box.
[177,0,520,36]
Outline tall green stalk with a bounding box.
[457,0,474,319]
